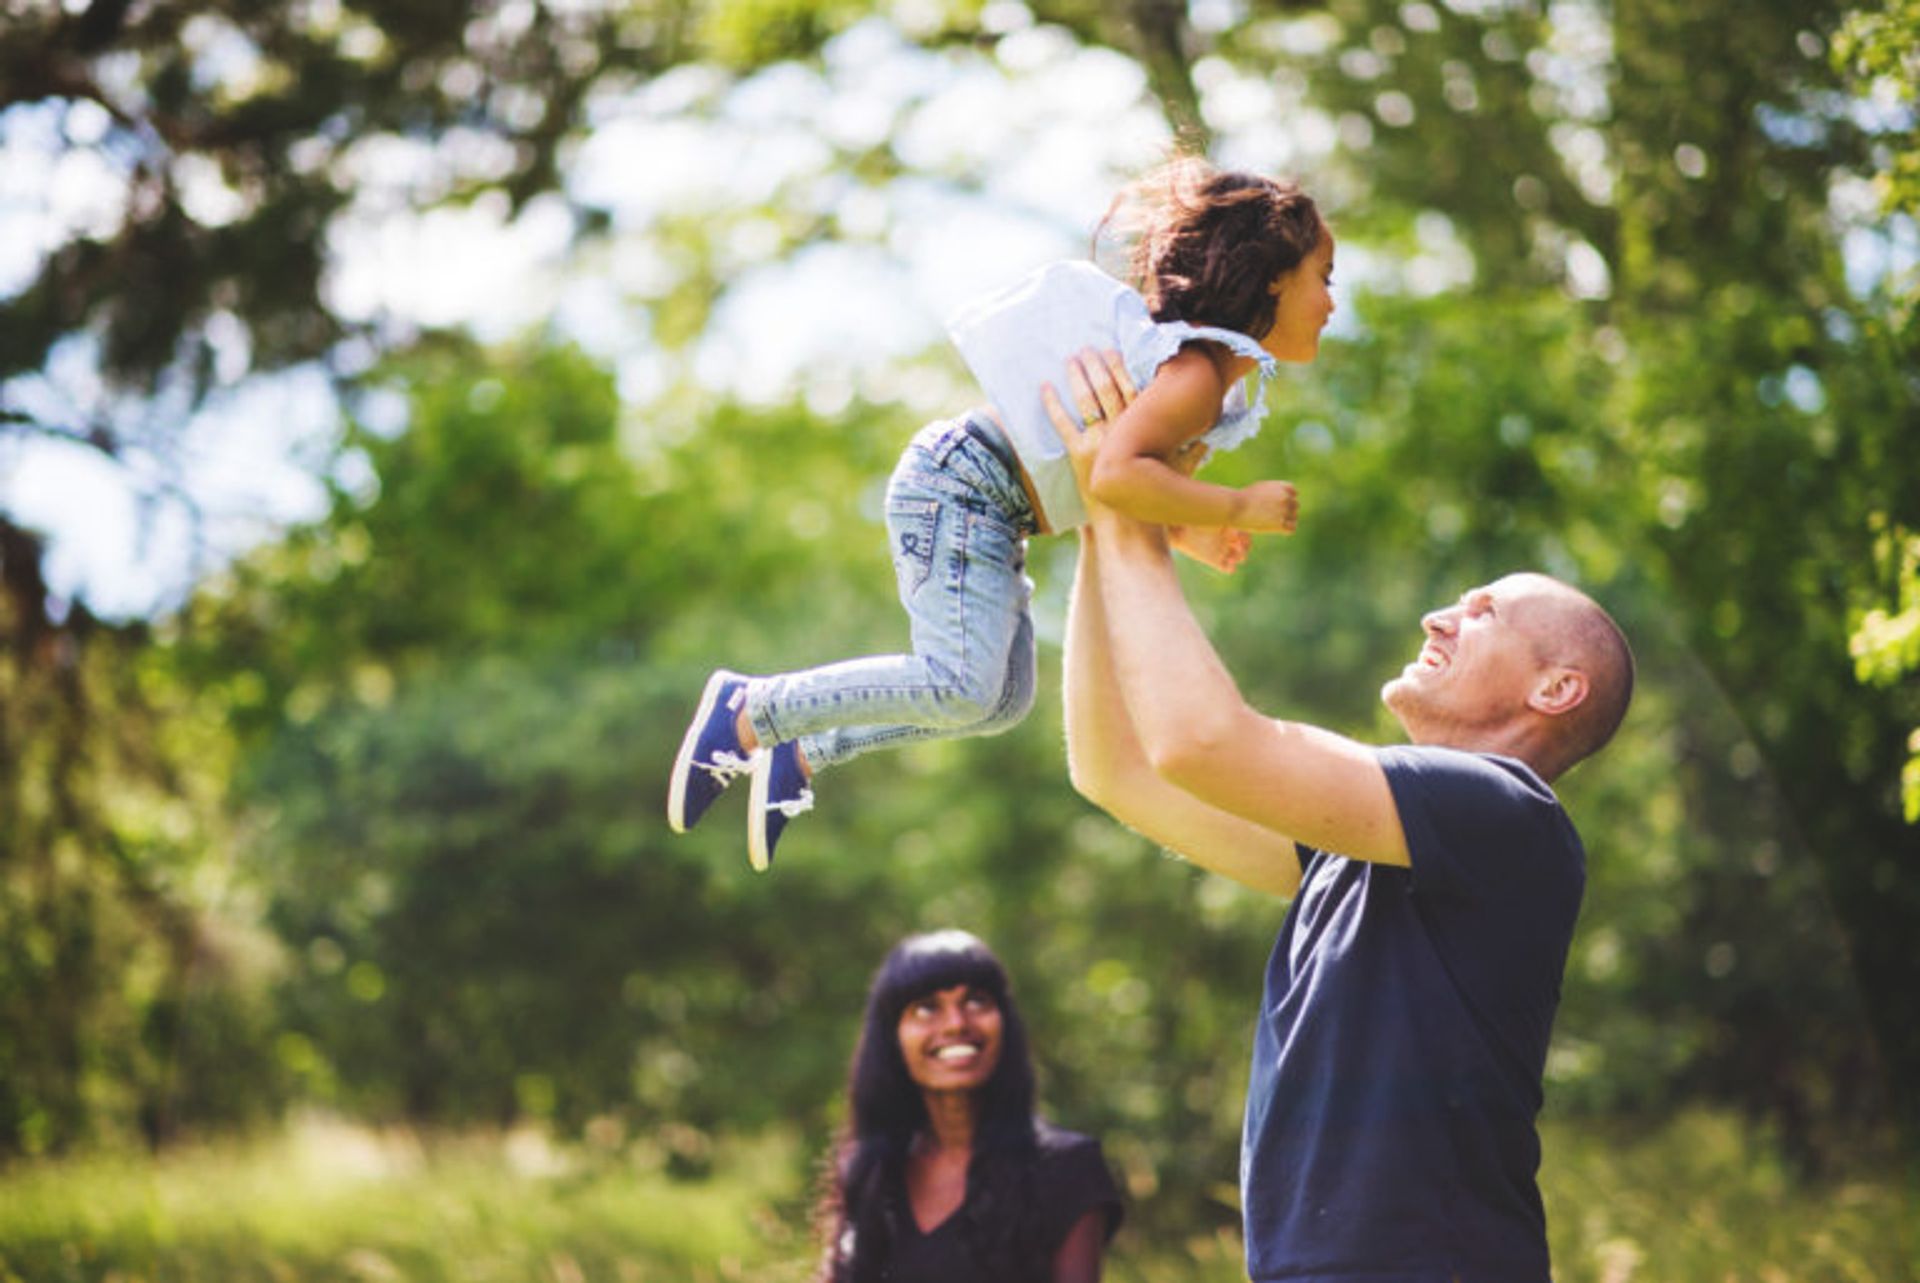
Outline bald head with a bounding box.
[1514,575,1635,776]
[1383,572,1635,781]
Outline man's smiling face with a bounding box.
[1382,574,1566,745]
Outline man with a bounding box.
[1044,355,1633,1282]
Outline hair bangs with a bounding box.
[871,930,1010,1023]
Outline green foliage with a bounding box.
[175,340,641,711]
[1834,0,1920,826]
[4,0,1918,1225]
[698,0,869,66]
[1833,0,1920,222]
[170,337,963,1148]
[1850,519,1920,820]
[0,0,684,459]
[0,528,289,1158]
[0,1115,1911,1282]
[1537,1112,1919,1281]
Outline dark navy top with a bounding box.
[888,1126,1124,1283]
[1241,746,1586,1282]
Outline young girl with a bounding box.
[668,157,1336,870]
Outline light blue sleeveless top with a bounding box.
[946,260,1279,531]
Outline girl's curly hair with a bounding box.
[1097,155,1324,339]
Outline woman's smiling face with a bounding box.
[896,983,1005,1093]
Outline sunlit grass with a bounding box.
[0,1112,1912,1283]
[1539,1113,1918,1283]
[0,1115,812,1283]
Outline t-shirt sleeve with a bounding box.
[1377,744,1583,913]
[1033,1131,1125,1251]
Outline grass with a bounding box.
[0,1116,813,1283]
[1539,1113,1918,1283]
[0,1112,1912,1282]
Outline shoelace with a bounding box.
[695,749,755,784]
[768,787,815,819]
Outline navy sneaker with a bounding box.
[667,670,757,834]
[747,740,812,872]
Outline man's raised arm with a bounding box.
[1064,521,1303,898]
[1047,360,1410,869]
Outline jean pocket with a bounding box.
[886,497,942,597]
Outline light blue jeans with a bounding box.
[744,413,1040,772]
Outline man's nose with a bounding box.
[1422,607,1455,635]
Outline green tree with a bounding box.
[1835,1,1920,824]
[0,0,689,1156]
[172,337,931,1134]
[0,525,285,1156]
[9,0,1919,1187]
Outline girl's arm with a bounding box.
[1163,440,1251,573]
[1049,1209,1106,1283]
[1085,345,1297,533]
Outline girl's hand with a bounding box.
[1170,524,1251,574]
[1234,480,1300,534]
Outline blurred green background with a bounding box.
[2,0,1918,1278]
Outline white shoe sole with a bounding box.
[667,669,737,834]
[746,753,774,873]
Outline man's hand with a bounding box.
[1045,346,1136,502]
[1066,346,1138,425]
[1044,380,1101,495]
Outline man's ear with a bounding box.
[1528,667,1589,717]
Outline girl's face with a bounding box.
[896,983,1004,1094]
[1261,228,1337,363]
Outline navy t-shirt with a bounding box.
[1241,746,1586,1282]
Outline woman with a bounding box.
[815,930,1124,1283]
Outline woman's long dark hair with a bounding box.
[815,930,1044,1283]
[1096,154,1324,339]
